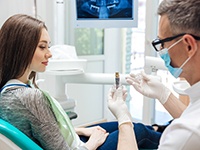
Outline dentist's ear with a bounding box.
[183,34,198,57]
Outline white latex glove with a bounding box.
[126,71,171,104]
[108,85,132,126]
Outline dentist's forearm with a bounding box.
[163,93,187,118]
[118,122,138,150]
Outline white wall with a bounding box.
[0,0,34,27]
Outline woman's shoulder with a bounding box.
[14,87,43,100]
[5,87,49,108]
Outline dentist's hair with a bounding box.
[0,14,47,88]
[158,0,200,35]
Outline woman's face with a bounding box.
[30,28,52,72]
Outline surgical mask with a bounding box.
[159,38,191,78]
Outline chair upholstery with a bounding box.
[0,119,43,150]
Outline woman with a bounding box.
[0,14,109,150]
[0,14,165,150]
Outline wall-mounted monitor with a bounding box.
[71,0,138,28]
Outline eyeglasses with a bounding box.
[152,33,200,51]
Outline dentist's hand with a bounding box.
[126,71,171,104]
[108,86,132,126]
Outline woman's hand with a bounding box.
[75,126,106,137]
[84,127,109,150]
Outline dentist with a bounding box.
[109,0,200,149]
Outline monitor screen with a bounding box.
[71,0,138,28]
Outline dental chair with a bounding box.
[0,119,43,150]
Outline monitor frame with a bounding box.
[71,0,138,28]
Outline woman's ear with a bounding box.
[183,34,198,57]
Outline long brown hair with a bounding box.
[0,14,47,88]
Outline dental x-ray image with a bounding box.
[76,0,133,19]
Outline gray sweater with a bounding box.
[0,85,86,150]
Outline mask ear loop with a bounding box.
[168,38,183,50]
[177,37,192,69]
[179,57,191,69]
[180,35,199,69]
